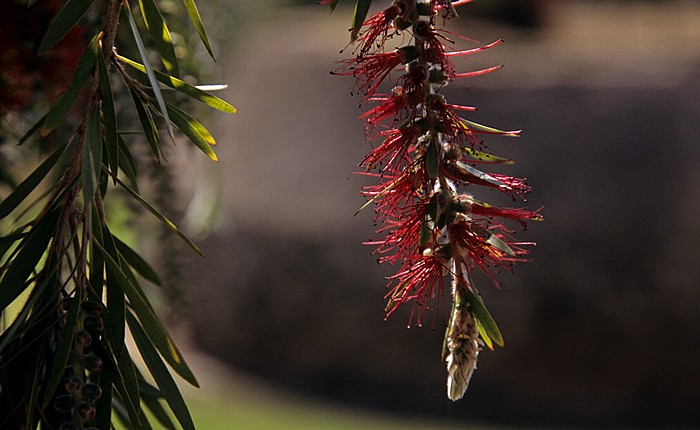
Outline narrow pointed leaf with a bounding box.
[98,53,119,182]
[38,0,96,54]
[0,142,66,219]
[486,232,515,257]
[127,311,196,430]
[82,105,103,208]
[138,0,180,76]
[125,4,174,142]
[94,364,114,430]
[463,147,513,164]
[464,287,504,347]
[116,177,203,256]
[0,213,55,311]
[129,88,162,162]
[351,0,373,40]
[114,350,149,428]
[181,0,215,59]
[461,118,521,137]
[116,54,236,113]
[95,241,200,386]
[328,0,340,13]
[18,113,47,145]
[165,103,218,162]
[140,380,177,429]
[41,36,99,135]
[117,135,140,191]
[113,235,162,285]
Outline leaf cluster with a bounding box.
[1,1,234,428]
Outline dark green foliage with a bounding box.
[0,0,234,428]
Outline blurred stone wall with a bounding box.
[183,2,700,426]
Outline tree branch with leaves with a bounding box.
[0,0,234,428]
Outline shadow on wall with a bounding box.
[185,2,700,427]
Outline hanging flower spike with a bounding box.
[331,0,541,400]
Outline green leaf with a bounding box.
[165,103,218,162]
[114,350,149,429]
[463,147,513,164]
[351,0,373,40]
[98,52,119,183]
[464,287,504,347]
[41,293,80,407]
[127,311,196,430]
[95,241,200,386]
[461,118,521,137]
[101,225,126,354]
[0,229,28,261]
[0,212,55,311]
[138,0,180,77]
[41,36,99,136]
[328,0,340,13]
[38,0,96,54]
[94,364,115,430]
[475,318,494,350]
[18,113,47,145]
[82,105,103,208]
[181,0,215,59]
[139,380,177,429]
[486,231,515,257]
[116,54,236,113]
[0,142,66,219]
[116,177,203,257]
[117,135,140,191]
[113,235,162,285]
[125,4,175,142]
[129,88,163,162]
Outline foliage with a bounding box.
[0,0,234,428]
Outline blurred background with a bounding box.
[4,0,699,428]
[161,0,700,428]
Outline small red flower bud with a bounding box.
[77,402,96,420]
[75,329,92,346]
[54,394,75,412]
[81,354,103,373]
[81,383,103,401]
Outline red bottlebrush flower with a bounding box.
[467,199,543,228]
[333,46,419,99]
[448,219,530,285]
[365,198,427,264]
[361,124,422,173]
[384,250,449,326]
[360,170,423,218]
[361,86,422,133]
[354,3,403,54]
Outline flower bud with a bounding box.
[54,394,75,412]
[84,315,104,333]
[64,375,82,394]
[82,383,103,401]
[75,329,92,346]
[81,300,105,316]
[77,402,96,420]
[81,354,103,372]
